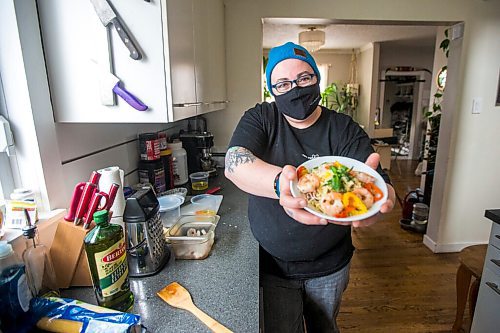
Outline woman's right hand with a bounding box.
[279,165,357,226]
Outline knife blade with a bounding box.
[89,0,142,60]
[102,71,148,111]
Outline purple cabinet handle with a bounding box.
[112,83,148,111]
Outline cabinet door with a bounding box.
[193,0,227,115]
[38,0,171,123]
[167,0,198,121]
[471,266,500,332]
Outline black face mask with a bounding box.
[274,83,321,120]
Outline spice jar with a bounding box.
[160,149,175,190]
[138,133,160,161]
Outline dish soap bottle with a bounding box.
[84,210,134,312]
[0,241,33,332]
[22,223,58,297]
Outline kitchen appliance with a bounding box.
[179,118,216,176]
[123,188,170,277]
[179,117,217,177]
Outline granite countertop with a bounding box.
[485,209,500,225]
[62,170,259,332]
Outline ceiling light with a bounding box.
[299,27,326,53]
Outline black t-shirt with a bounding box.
[229,102,390,279]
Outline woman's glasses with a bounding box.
[271,73,316,94]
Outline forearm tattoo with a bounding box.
[225,146,256,173]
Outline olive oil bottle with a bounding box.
[84,210,134,312]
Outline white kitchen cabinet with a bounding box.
[192,0,228,115]
[169,0,228,120]
[37,0,226,123]
[471,213,500,333]
[167,0,198,121]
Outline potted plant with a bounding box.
[321,82,358,118]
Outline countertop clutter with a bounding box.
[61,172,259,332]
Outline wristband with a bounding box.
[273,171,282,198]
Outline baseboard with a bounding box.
[423,234,486,253]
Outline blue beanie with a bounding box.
[265,42,321,96]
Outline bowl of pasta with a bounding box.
[290,156,388,222]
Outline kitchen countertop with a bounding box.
[485,209,500,224]
[62,170,259,332]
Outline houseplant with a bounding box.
[321,82,358,119]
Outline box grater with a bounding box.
[123,188,170,277]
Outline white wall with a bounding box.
[421,26,448,236]
[379,43,436,73]
[310,51,352,85]
[357,43,379,133]
[205,0,500,250]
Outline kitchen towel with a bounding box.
[97,166,125,228]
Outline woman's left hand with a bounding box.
[329,153,396,228]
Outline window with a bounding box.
[0,75,18,203]
[317,63,329,94]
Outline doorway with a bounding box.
[378,70,430,160]
[262,20,463,250]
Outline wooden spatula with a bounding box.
[157,282,233,333]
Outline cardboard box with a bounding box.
[373,128,394,139]
[50,218,94,288]
[372,143,392,170]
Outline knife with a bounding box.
[102,71,148,111]
[90,0,142,60]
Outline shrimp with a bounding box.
[319,191,344,216]
[297,173,320,193]
[352,171,376,184]
[352,188,374,209]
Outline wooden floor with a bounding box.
[338,159,465,333]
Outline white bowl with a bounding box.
[290,156,388,222]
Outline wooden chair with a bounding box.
[452,244,487,332]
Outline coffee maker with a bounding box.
[179,118,217,177]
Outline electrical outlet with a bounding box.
[472,98,482,114]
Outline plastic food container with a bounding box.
[160,187,188,199]
[165,215,219,259]
[189,172,209,191]
[157,194,184,227]
[190,194,217,216]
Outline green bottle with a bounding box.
[84,210,134,312]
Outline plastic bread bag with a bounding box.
[29,296,145,333]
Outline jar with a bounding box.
[138,133,160,161]
[412,203,429,225]
[160,149,175,190]
[167,141,188,186]
[138,160,166,194]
